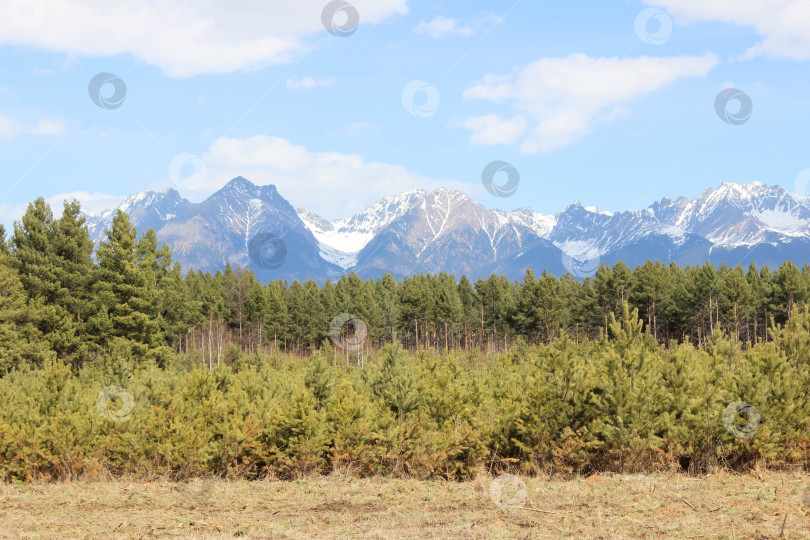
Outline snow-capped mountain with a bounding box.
[651,181,810,246]
[493,207,557,238]
[87,177,341,282]
[296,188,566,279]
[84,178,810,283]
[86,188,190,244]
[296,189,427,268]
[350,188,564,279]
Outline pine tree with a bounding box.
[223,263,249,343]
[631,261,669,342]
[774,261,807,322]
[591,303,667,470]
[11,199,58,350]
[687,263,719,344]
[11,199,94,366]
[51,200,95,365]
[375,273,399,343]
[663,263,691,342]
[398,275,433,350]
[265,280,288,352]
[159,262,199,352]
[434,273,462,351]
[537,271,566,342]
[304,352,335,408]
[370,342,420,423]
[718,264,752,343]
[0,246,51,373]
[753,266,777,342]
[243,272,269,352]
[11,198,56,301]
[359,277,385,345]
[326,376,384,474]
[516,269,538,343]
[457,275,478,349]
[592,263,615,335]
[88,211,168,362]
[475,275,517,351]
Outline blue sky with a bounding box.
[1,0,810,228]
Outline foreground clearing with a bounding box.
[1,471,808,539]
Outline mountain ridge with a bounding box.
[84,178,810,282]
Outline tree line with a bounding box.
[1,305,808,480]
[1,197,808,480]
[1,197,809,373]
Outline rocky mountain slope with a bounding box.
[85,178,810,282]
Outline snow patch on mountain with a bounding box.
[554,239,602,259]
[317,242,360,269]
[654,181,810,247]
[297,189,430,268]
[752,209,808,232]
[495,208,557,237]
[660,225,688,245]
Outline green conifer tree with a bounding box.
[89,211,168,362]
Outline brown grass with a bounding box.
[1,470,808,539]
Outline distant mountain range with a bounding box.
[84,177,810,282]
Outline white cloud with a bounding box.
[179,135,472,219]
[463,114,525,145]
[46,191,125,217]
[32,118,65,135]
[286,76,336,91]
[0,114,67,139]
[0,203,27,229]
[1,136,477,226]
[0,0,408,78]
[645,0,810,60]
[0,191,123,228]
[463,53,719,153]
[414,15,473,38]
[0,114,21,139]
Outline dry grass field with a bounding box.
[1,471,809,539]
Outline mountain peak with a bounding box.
[217,176,257,197]
[565,200,583,210]
[227,176,252,187]
[214,177,282,202]
[430,187,465,197]
[82,178,810,283]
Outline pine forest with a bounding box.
[1,197,808,481]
